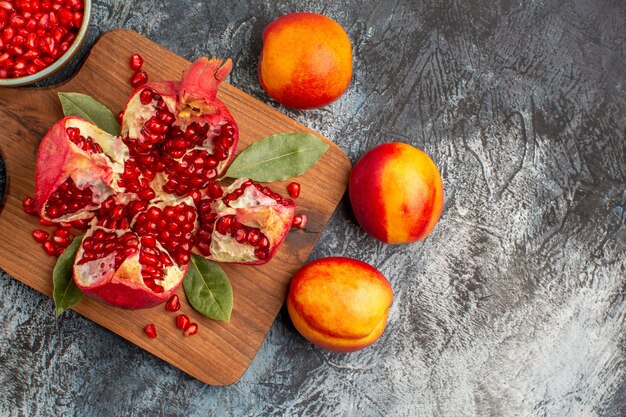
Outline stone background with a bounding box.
[0,0,624,416]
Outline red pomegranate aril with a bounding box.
[42,240,56,256]
[22,197,36,214]
[51,25,64,42]
[176,252,190,265]
[71,218,90,229]
[72,11,82,28]
[215,216,233,235]
[38,13,49,29]
[234,228,246,243]
[22,49,38,60]
[53,235,71,247]
[25,32,37,48]
[144,323,157,339]
[13,58,26,70]
[56,247,65,256]
[58,8,72,26]
[2,26,14,42]
[0,2,14,12]
[165,294,180,312]
[139,88,152,105]
[141,234,156,247]
[138,188,155,201]
[67,0,84,11]
[184,323,198,337]
[292,214,307,229]
[258,236,270,250]
[32,57,46,68]
[287,182,300,198]
[63,31,75,45]
[32,229,49,243]
[247,229,260,246]
[10,14,25,28]
[140,251,161,267]
[53,228,71,238]
[11,34,25,45]
[129,53,143,71]
[197,242,210,255]
[176,314,191,330]
[130,70,148,88]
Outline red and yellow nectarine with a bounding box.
[258,12,352,109]
[287,257,393,352]
[349,142,444,244]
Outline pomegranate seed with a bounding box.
[71,219,90,229]
[247,229,260,246]
[22,197,36,214]
[42,241,56,256]
[143,323,157,339]
[53,228,71,238]
[56,247,65,256]
[292,214,307,229]
[165,294,180,312]
[139,88,153,105]
[53,235,71,247]
[10,14,25,28]
[67,0,84,12]
[176,314,190,330]
[287,182,300,198]
[12,34,25,45]
[184,323,198,337]
[258,237,270,251]
[0,2,14,12]
[32,229,49,243]
[129,53,143,71]
[39,218,54,226]
[130,70,148,88]
[58,9,72,26]
[72,11,82,28]
[117,110,124,124]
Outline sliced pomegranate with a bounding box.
[195,178,295,265]
[73,221,185,309]
[35,116,128,222]
[73,196,196,310]
[120,58,239,197]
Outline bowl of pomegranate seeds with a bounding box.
[0,0,91,86]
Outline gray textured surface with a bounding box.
[1,0,625,416]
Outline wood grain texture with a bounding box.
[0,29,350,386]
[0,0,624,416]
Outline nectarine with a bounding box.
[349,142,444,243]
[258,12,352,109]
[287,257,393,352]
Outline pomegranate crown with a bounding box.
[179,57,232,111]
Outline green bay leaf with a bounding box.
[58,92,121,136]
[183,254,233,321]
[225,132,329,182]
[53,234,84,317]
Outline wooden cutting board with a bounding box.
[0,29,351,386]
